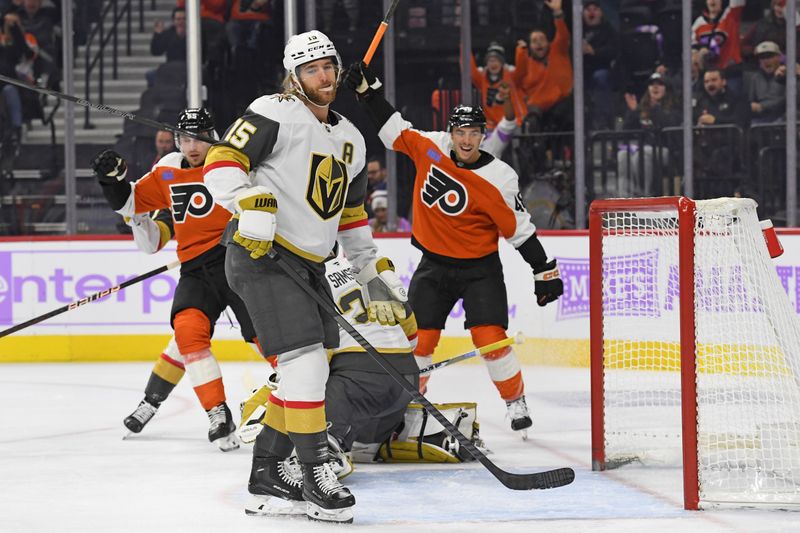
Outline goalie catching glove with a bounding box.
[355,257,407,326]
[533,259,563,307]
[232,186,278,260]
[343,61,383,100]
[91,149,128,183]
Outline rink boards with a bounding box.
[3,231,800,364]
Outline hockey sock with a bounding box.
[143,339,186,405]
[471,325,524,401]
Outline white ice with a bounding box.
[0,362,797,533]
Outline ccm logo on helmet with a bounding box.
[420,165,468,216]
[170,183,214,223]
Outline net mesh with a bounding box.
[600,198,800,506]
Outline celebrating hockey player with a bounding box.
[344,61,564,437]
[202,30,406,523]
[91,108,262,451]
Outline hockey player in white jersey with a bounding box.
[244,253,419,515]
[202,30,407,523]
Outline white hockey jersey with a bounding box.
[326,256,413,355]
[203,94,370,264]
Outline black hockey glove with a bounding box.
[343,61,382,100]
[533,259,563,307]
[91,149,128,184]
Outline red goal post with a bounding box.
[589,196,800,510]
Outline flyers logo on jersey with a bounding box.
[170,183,214,223]
[420,166,468,216]
[306,153,348,220]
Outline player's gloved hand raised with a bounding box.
[343,61,382,100]
[232,186,278,260]
[533,259,563,307]
[355,257,407,326]
[91,149,127,184]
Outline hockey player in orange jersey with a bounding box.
[91,108,264,451]
[344,62,563,437]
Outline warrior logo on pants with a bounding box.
[421,165,468,216]
[170,183,214,223]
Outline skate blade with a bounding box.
[214,434,240,452]
[520,429,529,441]
[245,495,305,517]
[306,502,354,524]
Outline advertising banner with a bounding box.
[2,231,799,364]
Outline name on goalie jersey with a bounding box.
[420,165,468,216]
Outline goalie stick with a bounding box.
[419,332,525,375]
[267,248,575,491]
[0,260,180,338]
[363,0,402,65]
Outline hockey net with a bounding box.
[590,197,800,509]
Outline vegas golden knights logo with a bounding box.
[306,153,348,220]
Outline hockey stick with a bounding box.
[363,0,402,65]
[419,332,525,375]
[0,260,180,339]
[267,248,574,491]
[0,73,217,144]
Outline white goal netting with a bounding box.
[599,198,800,506]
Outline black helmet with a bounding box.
[177,107,216,134]
[447,104,486,132]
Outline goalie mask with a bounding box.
[448,104,487,133]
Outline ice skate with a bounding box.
[123,398,159,436]
[207,402,240,451]
[302,461,355,523]
[506,396,532,440]
[246,456,305,516]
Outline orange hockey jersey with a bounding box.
[116,166,232,264]
[470,53,526,129]
[378,112,536,260]
[691,0,745,70]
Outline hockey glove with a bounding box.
[91,149,128,184]
[533,259,563,307]
[343,61,383,100]
[232,186,278,260]
[355,257,407,326]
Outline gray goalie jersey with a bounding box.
[203,93,369,263]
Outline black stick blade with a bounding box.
[484,461,576,491]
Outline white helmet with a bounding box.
[283,30,342,77]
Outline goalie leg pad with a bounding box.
[238,385,272,444]
[381,402,484,463]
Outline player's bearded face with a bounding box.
[297,58,338,106]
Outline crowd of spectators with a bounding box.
[4,1,800,233]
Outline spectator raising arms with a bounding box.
[513,0,572,132]
[469,42,526,130]
[692,0,745,89]
[150,7,186,63]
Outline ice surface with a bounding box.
[0,363,796,532]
